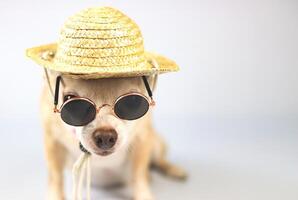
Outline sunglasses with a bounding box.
[53,76,155,126]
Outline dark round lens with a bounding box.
[61,99,96,126]
[114,95,149,120]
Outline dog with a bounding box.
[40,70,187,200]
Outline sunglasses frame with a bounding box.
[53,76,155,123]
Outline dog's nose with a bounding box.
[93,129,117,150]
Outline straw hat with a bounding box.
[26,7,179,79]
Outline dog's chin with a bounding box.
[92,149,114,157]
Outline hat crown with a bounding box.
[55,7,145,68]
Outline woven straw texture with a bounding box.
[26,7,179,79]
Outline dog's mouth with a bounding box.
[94,149,114,156]
[80,142,115,157]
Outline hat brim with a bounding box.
[26,43,179,79]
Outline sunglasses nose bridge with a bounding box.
[96,104,112,114]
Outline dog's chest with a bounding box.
[89,150,131,186]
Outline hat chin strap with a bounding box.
[72,150,91,200]
[44,68,54,98]
[146,57,159,91]
[150,57,160,72]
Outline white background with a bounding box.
[0,0,297,199]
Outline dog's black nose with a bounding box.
[93,129,117,150]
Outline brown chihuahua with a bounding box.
[40,70,187,200]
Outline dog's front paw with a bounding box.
[46,188,64,200]
[134,190,154,200]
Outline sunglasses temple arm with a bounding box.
[142,76,155,105]
[53,76,61,112]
